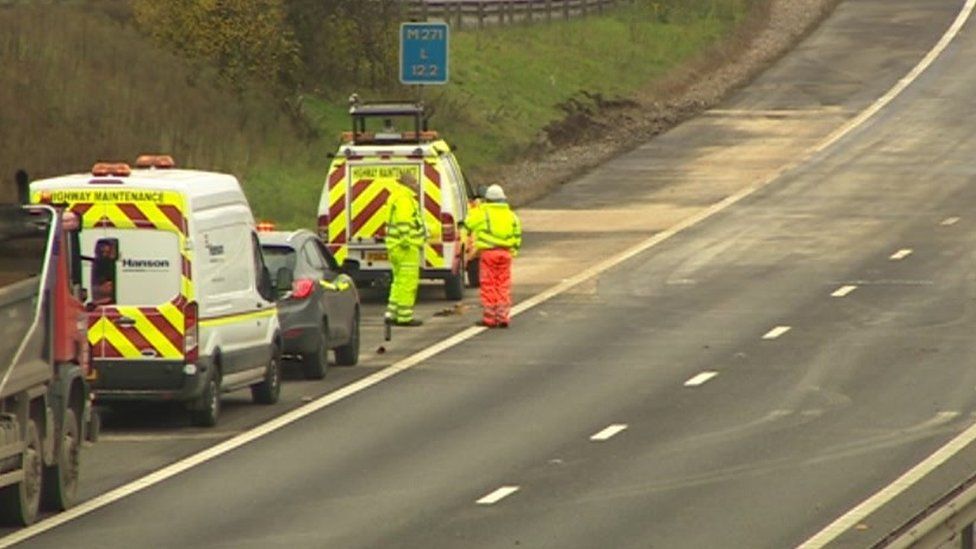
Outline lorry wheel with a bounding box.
[466,259,480,288]
[334,310,360,366]
[43,408,80,511]
[190,376,220,427]
[252,350,281,405]
[301,327,329,380]
[445,271,464,301]
[0,419,42,525]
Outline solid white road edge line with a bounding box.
[799,1,976,546]
[476,486,520,505]
[889,248,913,260]
[762,326,792,340]
[591,424,629,441]
[684,372,719,387]
[831,285,857,297]
[3,0,972,545]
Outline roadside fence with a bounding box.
[405,0,619,29]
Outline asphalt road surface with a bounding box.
[8,1,976,547]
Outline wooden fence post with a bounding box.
[526,0,533,23]
[456,1,463,30]
[421,0,429,22]
[563,0,570,20]
[581,0,588,17]
[545,0,553,22]
[478,1,485,29]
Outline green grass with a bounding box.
[261,0,754,228]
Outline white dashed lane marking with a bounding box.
[889,249,913,260]
[831,285,857,298]
[941,216,960,226]
[590,424,628,441]
[684,372,718,387]
[762,326,791,340]
[476,486,520,505]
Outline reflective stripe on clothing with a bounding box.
[385,186,426,249]
[464,202,521,256]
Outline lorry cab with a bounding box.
[31,157,282,427]
[317,99,478,300]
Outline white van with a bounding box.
[31,156,281,426]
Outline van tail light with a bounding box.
[184,301,199,364]
[440,212,457,242]
[291,279,316,299]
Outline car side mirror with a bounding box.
[275,267,294,298]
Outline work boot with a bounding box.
[474,320,496,328]
[395,318,423,327]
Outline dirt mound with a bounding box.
[500,0,842,207]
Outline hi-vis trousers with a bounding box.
[479,248,512,326]
[387,245,421,323]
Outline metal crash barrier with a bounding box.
[875,475,976,549]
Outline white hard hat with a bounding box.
[485,184,506,201]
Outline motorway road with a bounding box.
[8,0,976,547]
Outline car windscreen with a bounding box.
[261,245,297,279]
[80,228,182,306]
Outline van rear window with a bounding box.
[80,229,182,306]
[261,246,296,278]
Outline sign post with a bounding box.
[400,22,450,87]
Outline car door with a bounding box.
[303,238,354,344]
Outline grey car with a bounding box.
[259,229,360,379]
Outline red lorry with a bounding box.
[0,179,94,525]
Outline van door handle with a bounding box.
[116,316,136,328]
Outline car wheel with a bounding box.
[334,309,360,366]
[302,326,329,380]
[190,375,220,427]
[466,258,480,288]
[0,418,42,525]
[252,348,281,404]
[445,270,464,300]
[43,407,80,512]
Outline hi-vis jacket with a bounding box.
[464,202,522,256]
[385,186,426,249]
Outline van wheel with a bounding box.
[335,310,360,366]
[445,270,464,300]
[43,407,80,511]
[252,349,281,405]
[191,375,220,427]
[0,419,42,525]
[302,327,329,380]
[466,258,480,288]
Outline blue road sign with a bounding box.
[400,22,449,85]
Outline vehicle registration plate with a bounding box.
[365,251,388,262]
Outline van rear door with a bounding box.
[346,162,422,266]
[82,225,185,362]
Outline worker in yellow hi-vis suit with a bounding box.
[384,171,427,327]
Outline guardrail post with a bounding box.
[526,0,533,23]
[963,523,974,549]
[581,0,588,17]
[563,0,570,19]
[421,0,429,22]
[477,1,485,29]
[545,0,553,22]
[456,1,463,30]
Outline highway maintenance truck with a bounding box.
[0,179,93,525]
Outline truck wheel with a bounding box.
[334,310,360,366]
[0,419,42,525]
[252,349,281,405]
[466,259,480,288]
[301,327,329,380]
[43,408,80,511]
[190,376,220,427]
[445,270,464,301]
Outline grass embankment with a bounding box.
[277,0,756,226]
[2,1,758,228]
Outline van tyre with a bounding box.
[43,407,80,511]
[252,349,281,404]
[191,375,220,427]
[335,310,360,366]
[445,270,464,301]
[302,327,329,380]
[0,419,42,525]
[466,258,480,288]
